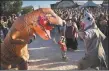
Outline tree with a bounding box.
[0,0,22,16]
[21,5,34,15]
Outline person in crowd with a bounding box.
[0,16,4,43]
[12,14,17,23]
[7,16,13,29]
[1,16,9,38]
[65,18,78,50]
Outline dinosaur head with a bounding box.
[80,10,95,30]
[32,8,64,40]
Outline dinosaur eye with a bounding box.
[46,13,56,18]
[87,17,91,21]
[46,14,52,17]
[85,14,86,16]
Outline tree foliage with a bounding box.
[21,6,34,15]
[0,0,22,16]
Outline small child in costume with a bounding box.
[58,36,67,60]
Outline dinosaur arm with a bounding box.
[10,29,27,44]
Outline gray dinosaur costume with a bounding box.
[78,10,107,70]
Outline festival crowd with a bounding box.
[0,14,18,42]
[53,7,108,50]
[0,7,108,50]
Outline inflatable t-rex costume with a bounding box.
[0,8,63,70]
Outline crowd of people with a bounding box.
[0,7,108,50]
[53,7,108,50]
[53,7,108,31]
[0,5,108,70]
[52,7,108,69]
[0,14,18,42]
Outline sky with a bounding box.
[22,1,103,9]
[22,1,59,9]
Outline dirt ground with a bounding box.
[28,34,86,70]
[28,31,108,70]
